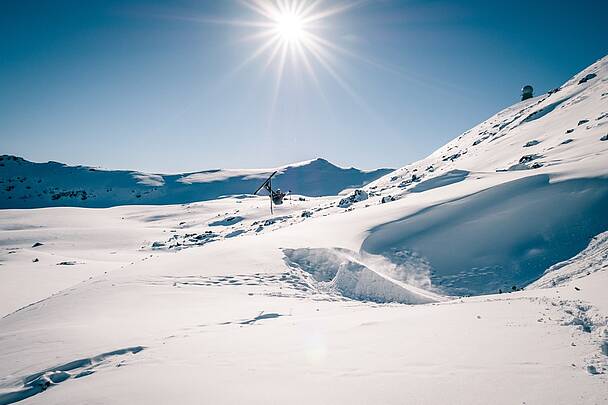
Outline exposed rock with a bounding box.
[519,154,541,164]
[442,152,461,162]
[523,140,541,147]
[338,189,369,208]
[381,195,395,204]
[578,73,597,84]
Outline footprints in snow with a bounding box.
[157,269,348,302]
[532,295,607,375]
[161,271,315,294]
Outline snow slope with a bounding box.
[0,156,392,208]
[1,56,608,404]
[356,55,608,296]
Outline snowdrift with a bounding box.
[530,230,608,289]
[362,175,608,295]
[283,247,442,304]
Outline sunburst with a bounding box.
[236,0,365,107]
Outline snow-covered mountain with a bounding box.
[352,55,608,297]
[0,156,392,208]
[1,56,607,405]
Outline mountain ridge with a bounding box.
[0,155,393,209]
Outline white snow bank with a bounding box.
[0,346,144,405]
[362,175,608,296]
[530,230,608,288]
[409,169,469,193]
[283,247,442,304]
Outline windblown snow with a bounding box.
[1,56,608,404]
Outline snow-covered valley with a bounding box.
[1,56,607,404]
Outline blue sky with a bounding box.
[1,0,606,173]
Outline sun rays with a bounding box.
[234,0,366,110]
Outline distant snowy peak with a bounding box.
[0,155,392,209]
[176,159,341,185]
[368,55,608,194]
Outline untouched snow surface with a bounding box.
[1,56,608,404]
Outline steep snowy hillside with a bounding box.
[0,156,392,208]
[1,56,607,405]
[352,55,608,296]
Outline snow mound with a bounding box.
[530,230,608,288]
[409,169,468,193]
[0,346,144,405]
[362,176,608,296]
[283,247,442,304]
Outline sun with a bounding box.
[232,0,366,115]
[238,0,358,71]
[274,11,306,43]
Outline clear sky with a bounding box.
[1,0,606,173]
